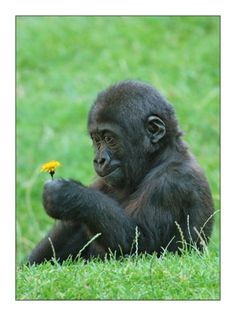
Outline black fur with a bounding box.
[28,80,214,264]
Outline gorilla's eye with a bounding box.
[104,135,114,144]
[93,135,102,148]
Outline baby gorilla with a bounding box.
[28,80,214,264]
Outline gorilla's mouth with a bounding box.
[100,166,125,187]
[97,166,121,178]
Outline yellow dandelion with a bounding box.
[40,160,61,179]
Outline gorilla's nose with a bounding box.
[95,157,106,167]
[94,151,111,170]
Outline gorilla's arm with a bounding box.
[43,179,138,253]
[29,171,212,264]
[42,176,192,255]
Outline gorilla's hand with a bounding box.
[43,179,83,220]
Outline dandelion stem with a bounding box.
[50,170,55,180]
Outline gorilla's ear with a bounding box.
[146,115,166,144]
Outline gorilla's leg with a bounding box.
[28,221,90,264]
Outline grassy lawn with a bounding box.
[16,16,220,300]
[17,251,219,300]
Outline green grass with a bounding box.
[17,251,219,300]
[16,16,220,300]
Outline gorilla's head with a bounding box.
[88,80,182,190]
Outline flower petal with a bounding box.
[40,160,61,173]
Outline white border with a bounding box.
[0,0,225,15]
[1,0,235,315]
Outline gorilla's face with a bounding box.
[89,117,166,190]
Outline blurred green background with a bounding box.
[16,16,219,263]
